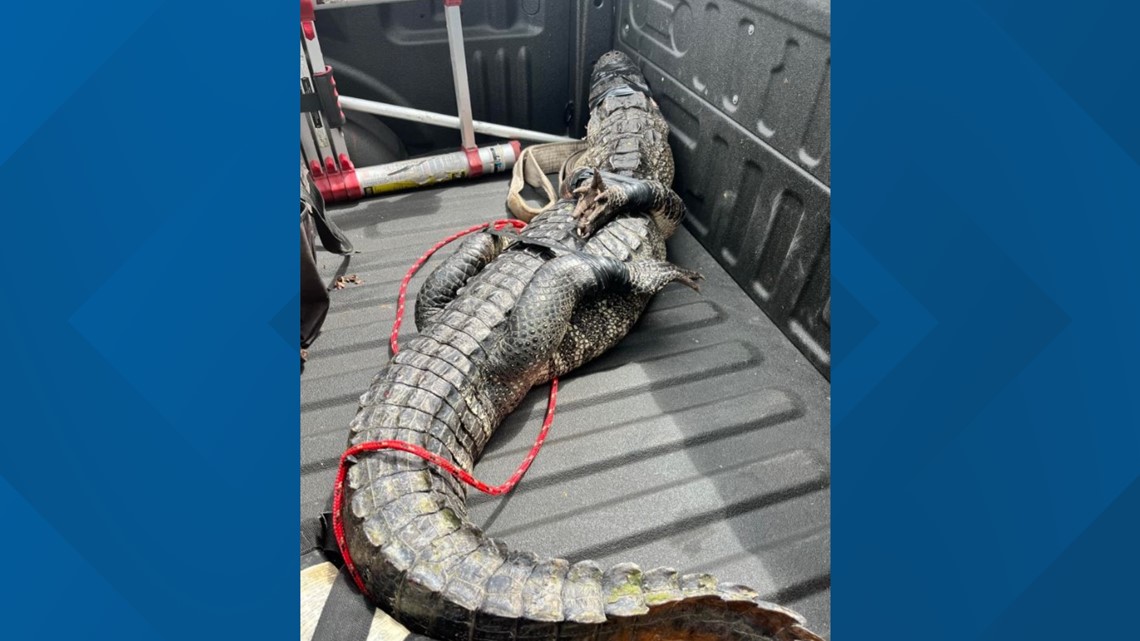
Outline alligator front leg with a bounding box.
[494,253,702,378]
[567,168,686,238]
[415,231,511,331]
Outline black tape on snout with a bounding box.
[588,52,650,110]
[588,82,650,111]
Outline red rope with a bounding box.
[332,217,559,597]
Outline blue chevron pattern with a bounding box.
[835,0,1140,637]
[0,2,296,639]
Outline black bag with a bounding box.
[301,167,353,349]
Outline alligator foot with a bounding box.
[627,260,704,294]
[569,168,686,238]
[570,168,628,237]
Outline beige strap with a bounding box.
[300,562,339,641]
[300,562,413,641]
[506,140,589,221]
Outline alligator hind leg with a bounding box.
[567,168,686,238]
[494,253,702,379]
[415,231,511,331]
[552,292,647,376]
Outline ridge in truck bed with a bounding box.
[300,174,831,639]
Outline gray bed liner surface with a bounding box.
[300,175,831,638]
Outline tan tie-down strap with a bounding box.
[506,140,589,221]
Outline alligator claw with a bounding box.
[626,261,705,295]
[571,169,620,237]
[578,187,631,237]
[675,269,704,292]
[570,167,605,211]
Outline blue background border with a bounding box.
[834,0,1140,637]
[0,2,295,638]
[1,0,1138,638]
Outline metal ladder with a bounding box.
[301,0,574,202]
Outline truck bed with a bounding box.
[300,175,831,638]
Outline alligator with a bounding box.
[338,51,822,641]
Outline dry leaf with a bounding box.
[335,274,363,289]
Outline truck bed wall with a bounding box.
[616,0,831,377]
[314,0,830,376]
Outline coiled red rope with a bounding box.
[332,217,560,596]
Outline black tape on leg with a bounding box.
[577,253,632,293]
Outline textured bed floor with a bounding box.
[300,175,831,638]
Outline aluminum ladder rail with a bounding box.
[302,0,573,201]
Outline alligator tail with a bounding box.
[341,460,821,641]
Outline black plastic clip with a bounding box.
[312,67,346,129]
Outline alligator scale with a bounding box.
[339,52,821,641]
